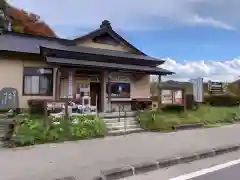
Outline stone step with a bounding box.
[108,127,143,135]
[99,111,136,118]
[104,117,136,123]
[0,129,6,137]
[105,120,137,126]
[107,124,140,130]
[0,122,10,139]
[0,114,7,118]
[0,126,6,130]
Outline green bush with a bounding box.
[10,115,107,146]
[138,105,240,132]
[27,99,46,115]
[162,105,184,112]
[138,111,180,131]
[205,94,240,106]
[161,94,197,113]
[185,93,198,110]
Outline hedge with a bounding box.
[204,94,240,106]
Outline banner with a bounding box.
[190,77,204,102]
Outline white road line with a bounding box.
[169,158,240,180]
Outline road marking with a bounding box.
[169,158,240,180]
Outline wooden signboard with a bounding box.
[161,89,184,105]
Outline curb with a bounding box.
[97,144,240,180]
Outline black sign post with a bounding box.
[0,87,19,110]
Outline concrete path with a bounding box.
[1,124,240,180]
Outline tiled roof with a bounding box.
[0,32,71,54]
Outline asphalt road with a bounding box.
[123,151,240,180]
[190,163,240,180]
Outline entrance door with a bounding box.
[90,82,101,111]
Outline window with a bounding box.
[23,68,53,96]
[106,83,130,98]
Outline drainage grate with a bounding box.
[55,176,76,180]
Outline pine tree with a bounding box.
[0,0,8,30]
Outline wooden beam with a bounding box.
[157,75,162,111]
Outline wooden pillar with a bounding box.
[183,89,187,114]
[107,71,112,112]
[157,75,162,111]
[68,70,73,99]
[100,71,107,112]
[54,68,60,101]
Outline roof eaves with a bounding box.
[45,56,174,75]
[40,45,165,63]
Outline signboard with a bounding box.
[161,89,184,105]
[47,102,65,110]
[0,87,19,110]
[190,78,204,102]
[161,90,173,104]
[173,90,183,104]
[208,81,223,94]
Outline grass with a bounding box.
[138,105,240,131]
[186,105,240,124]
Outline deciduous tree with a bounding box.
[1,0,56,37]
[0,0,8,30]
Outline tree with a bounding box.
[0,0,8,30]
[7,6,56,37]
[1,1,56,37]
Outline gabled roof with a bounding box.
[0,30,165,66]
[0,21,168,67]
[73,20,146,55]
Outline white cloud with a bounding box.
[7,0,238,37]
[186,15,235,30]
[159,57,240,82]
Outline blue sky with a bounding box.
[8,0,240,82]
[125,27,240,61]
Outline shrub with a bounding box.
[162,105,184,112]
[137,105,240,132]
[185,93,198,110]
[205,94,240,106]
[161,93,197,112]
[28,99,46,114]
[138,111,180,131]
[69,116,106,139]
[10,115,107,147]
